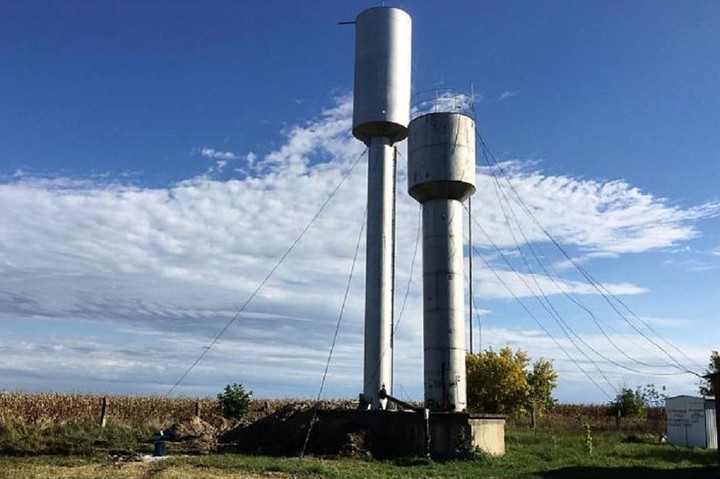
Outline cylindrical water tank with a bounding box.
[407,111,477,412]
[408,112,476,203]
[352,7,412,144]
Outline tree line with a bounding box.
[465,348,720,419]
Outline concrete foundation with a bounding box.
[224,408,505,459]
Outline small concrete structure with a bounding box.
[469,415,506,456]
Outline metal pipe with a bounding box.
[468,196,473,355]
[390,146,398,395]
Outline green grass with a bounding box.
[0,429,716,478]
[0,418,158,456]
[0,401,715,478]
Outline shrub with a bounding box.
[466,347,557,416]
[610,387,646,419]
[217,383,252,419]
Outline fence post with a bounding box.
[100,397,108,428]
[195,400,201,418]
[615,409,621,431]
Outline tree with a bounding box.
[699,350,720,396]
[643,383,667,408]
[217,383,252,419]
[609,384,667,418]
[466,346,557,416]
[527,357,558,414]
[610,387,646,418]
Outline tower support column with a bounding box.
[363,136,395,408]
[422,198,467,411]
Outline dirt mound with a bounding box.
[220,404,314,456]
[221,405,385,457]
[162,416,217,454]
[165,416,217,441]
[202,413,235,434]
[163,401,365,457]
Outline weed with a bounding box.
[454,429,491,463]
[581,418,593,456]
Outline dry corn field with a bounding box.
[0,392,216,426]
[0,392,358,427]
[0,392,667,433]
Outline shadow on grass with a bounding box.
[538,466,718,479]
[629,447,718,465]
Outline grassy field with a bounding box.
[0,430,716,478]
[0,393,716,478]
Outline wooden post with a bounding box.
[195,400,201,418]
[704,373,720,466]
[530,407,537,429]
[100,397,108,428]
[615,409,621,431]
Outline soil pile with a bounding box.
[220,405,315,456]
[163,416,218,453]
[220,402,370,457]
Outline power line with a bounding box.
[466,222,616,400]
[462,260,484,354]
[475,133,702,376]
[477,144,690,377]
[467,155,620,391]
[301,205,367,458]
[163,149,367,397]
[395,205,422,335]
[466,209,616,400]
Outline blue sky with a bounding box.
[1,1,719,403]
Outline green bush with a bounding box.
[610,387,646,419]
[217,383,252,419]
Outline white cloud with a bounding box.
[552,252,620,271]
[200,147,237,161]
[472,267,646,300]
[498,90,518,101]
[472,162,720,254]
[244,152,257,167]
[633,316,691,329]
[0,95,716,399]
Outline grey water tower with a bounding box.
[408,112,476,412]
